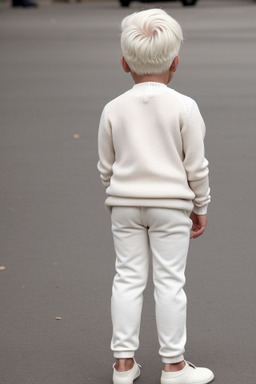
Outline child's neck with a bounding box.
[131,70,173,85]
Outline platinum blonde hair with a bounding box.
[121,9,183,75]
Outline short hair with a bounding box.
[121,9,183,75]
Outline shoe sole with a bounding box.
[161,372,214,384]
[113,367,140,384]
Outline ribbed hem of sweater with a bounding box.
[105,196,208,215]
[105,196,194,212]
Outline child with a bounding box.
[97,8,214,384]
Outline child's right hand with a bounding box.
[190,212,207,239]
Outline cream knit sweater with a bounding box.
[97,82,210,214]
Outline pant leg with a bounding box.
[147,208,191,363]
[110,207,150,358]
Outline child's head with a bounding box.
[121,9,183,76]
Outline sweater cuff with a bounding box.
[102,180,110,187]
[193,204,208,215]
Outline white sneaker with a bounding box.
[113,359,141,384]
[161,361,214,384]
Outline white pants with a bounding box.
[110,207,192,364]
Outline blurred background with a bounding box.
[0,0,256,384]
[1,0,256,7]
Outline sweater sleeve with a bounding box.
[181,100,211,214]
[97,107,115,188]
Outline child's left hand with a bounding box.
[190,212,207,239]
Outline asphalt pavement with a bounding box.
[0,1,256,383]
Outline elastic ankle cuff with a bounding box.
[162,354,184,364]
[113,351,135,359]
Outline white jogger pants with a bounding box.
[110,207,192,363]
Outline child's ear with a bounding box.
[170,56,180,72]
[121,56,131,73]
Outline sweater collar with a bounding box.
[131,82,168,102]
[132,82,168,90]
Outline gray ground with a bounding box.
[0,0,256,383]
